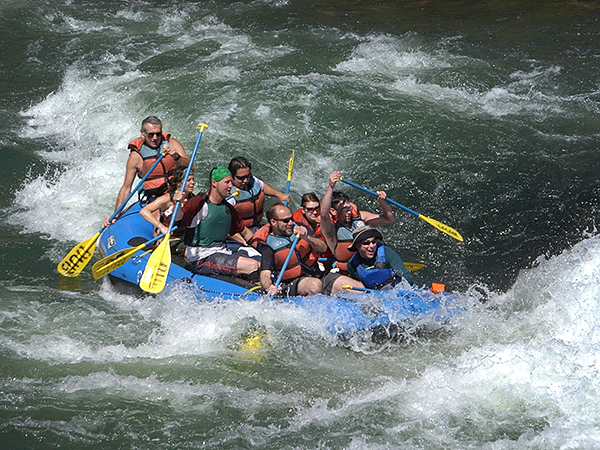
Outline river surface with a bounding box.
[1,1,600,448]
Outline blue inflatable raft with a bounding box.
[98,202,462,342]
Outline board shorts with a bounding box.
[279,272,342,297]
[191,250,245,276]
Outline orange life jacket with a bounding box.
[230,176,265,228]
[254,224,318,282]
[251,223,271,247]
[333,215,366,274]
[292,208,332,262]
[267,233,318,282]
[129,132,177,196]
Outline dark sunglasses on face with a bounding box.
[360,239,377,247]
[235,174,251,181]
[303,206,320,213]
[276,216,293,223]
[144,131,162,138]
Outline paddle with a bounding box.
[403,262,425,271]
[270,233,300,299]
[342,284,372,293]
[91,230,181,279]
[139,123,208,293]
[283,149,294,207]
[339,177,463,242]
[58,149,170,277]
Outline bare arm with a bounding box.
[103,153,142,228]
[260,269,280,296]
[259,245,280,296]
[295,224,327,254]
[240,227,254,244]
[360,191,395,225]
[139,193,171,236]
[165,137,190,167]
[319,171,339,253]
[263,182,291,204]
[260,269,273,291]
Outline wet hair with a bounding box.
[228,156,251,176]
[331,191,350,209]
[266,202,285,222]
[167,167,188,198]
[171,167,187,186]
[301,192,320,206]
[141,116,162,132]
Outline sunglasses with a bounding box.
[360,239,377,246]
[275,216,293,223]
[144,131,162,138]
[303,206,320,213]
[235,174,251,181]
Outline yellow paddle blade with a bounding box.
[404,262,425,271]
[92,243,146,280]
[418,214,463,242]
[238,329,265,351]
[287,149,295,181]
[57,232,100,277]
[139,235,171,293]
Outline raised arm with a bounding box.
[360,190,395,225]
[319,171,340,254]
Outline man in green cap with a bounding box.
[177,166,259,279]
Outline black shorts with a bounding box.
[278,272,342,297]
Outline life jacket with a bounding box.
[333,216,366,273]
[292,208,332,261]
[330,202,360,224]
[128,132,177,196]
[348,244,397,289]
[251,223,271,247]
[265,232,318,282]
[230,176,265,228]
[182,194,238,247]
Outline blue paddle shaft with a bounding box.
[102,150,168,232]
[141,227,179,247]
[166,125,207,236]
[271,234,300,297]
[340,177,419,218]
[284,179,291,207]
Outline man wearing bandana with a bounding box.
[177,166,260,280]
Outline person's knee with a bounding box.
[299,277,322,296]
[331,276,363,294]
[237,256,260,274]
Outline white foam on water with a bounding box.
[10,10,294,244]
[333,234,600,447]
[0,277,332,364]
[335,33,576,121]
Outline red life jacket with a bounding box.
[128,132,178,196]
[251,224,271,247]
[292,208,332,262]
